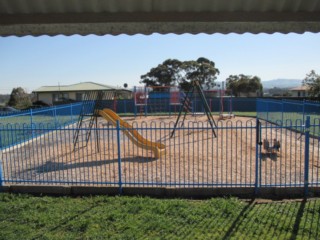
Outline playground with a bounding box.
[2,111,319,188]
[0,86,319,192]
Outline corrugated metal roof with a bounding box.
[1,0,320,14]
[33,82,125,92]
[1,0,320,36]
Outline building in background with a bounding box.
[33,82,132,105]
[289,86,310,98]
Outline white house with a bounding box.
[289,86,310,98]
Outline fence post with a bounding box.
[255,118,261,195]
[133,86,137,117]
[54,106,58,128]
[116,120,123,194]
[304,116,310,197]
[266,101,269,122]
[0,157,3,187]
[70,103,73,123]
[30,108,35,138]
[303,99,306,124]
[281,99,284,125]
[124,99,127,114]
[0,126,3,186]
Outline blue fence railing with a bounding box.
[0,103,83,149]
[1,117,319,194]
[257,98,320,125]
[105,97,257,116]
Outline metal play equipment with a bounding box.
[133,86,182,117]
[170,80,217,138]
[73,90,116,152]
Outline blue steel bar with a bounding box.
[0,155,3,186]
[116,120,123,194]
[30,108,34,139]
[304,116,310,197]
[255,118,260,194]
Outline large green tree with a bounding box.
[140,57,219,91]
[140,59,182,90]
[7,87,32,109]
[226,74,263,97]
[180,57,220,91]
[303,70,320,98]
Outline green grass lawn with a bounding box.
[0,193,319,240]
[232,111,256,117]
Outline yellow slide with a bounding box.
[98,108,166,158]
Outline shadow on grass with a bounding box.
[30,198,104,239]
[220,199,317,239]
[222,199,256,239]
[141,199,319,239]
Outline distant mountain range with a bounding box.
[262,79,302,89]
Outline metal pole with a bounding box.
[30,108,35,138]
[255,118,261,195]
[170,84,194,138]
[144,86,147,117]
[0,126,3,186]
[0,157,3,187]
[70,103,73,123]
[304,116,310,197]
[133,86,137,117]
[303,99,306,125]
[281,99,284,125]
[54,106,58,129]
[116,120,123,194]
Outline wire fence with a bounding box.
[1,116,319,193]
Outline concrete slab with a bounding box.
[10,185,71,196]
[71,186,119,196]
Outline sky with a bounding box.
[0,33,319,94]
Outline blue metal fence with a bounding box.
[257,99,320,124]
[110,97,257,116]
[0,116,319,193]
[0,103,83,149]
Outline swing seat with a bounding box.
[218,113,235,120]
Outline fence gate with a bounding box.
[257,117,315,194]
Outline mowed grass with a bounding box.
[0,193,319,240]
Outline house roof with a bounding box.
[33,82,128,93]
[1,0,320,36]
[290,85,309,91]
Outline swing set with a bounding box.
[170,80,218,138]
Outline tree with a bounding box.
[7,87,32,109]
[180,57,220,91]
[303,70,320,98]
[226,74,263,97]
[140,57,219,91]
[140,59,182,90]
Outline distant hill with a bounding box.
[262,79,302,89]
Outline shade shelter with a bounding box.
[1,0,320,36]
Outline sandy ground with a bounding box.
[1,114,319,187]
